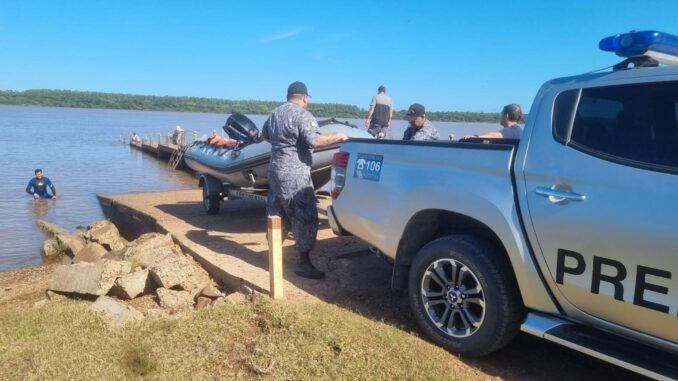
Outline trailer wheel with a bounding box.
[202,185,221,215]
[408,235,523,357]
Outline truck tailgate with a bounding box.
[332,139,517,258]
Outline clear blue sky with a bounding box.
[1,1,677,112]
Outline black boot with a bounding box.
[295,251,325,279]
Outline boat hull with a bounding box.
[184,122,372,189]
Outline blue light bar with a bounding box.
[599,30,678,65]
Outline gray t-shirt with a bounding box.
[369,93,392,126]
[499,124,522,139]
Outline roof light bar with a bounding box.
[599,30,678,66]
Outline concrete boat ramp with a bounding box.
[97,189,395,306]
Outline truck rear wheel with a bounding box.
[408,235,523,357]
[202,185,221,215]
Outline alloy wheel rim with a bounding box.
[420,258,486,338]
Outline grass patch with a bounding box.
[42,240,69,259]
[0,298,469,380]
[122,339,158,376]
[54,241,69,256]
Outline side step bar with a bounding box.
[521,313,678,380]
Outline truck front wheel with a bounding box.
[408,235,523,357]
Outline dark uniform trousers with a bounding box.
[267,171,318,253]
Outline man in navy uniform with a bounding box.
[262,81,349,279]
[26,169,57,199]
[403,103,439,141]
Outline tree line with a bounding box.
[0,89,521,123]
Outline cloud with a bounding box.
[310,51,341,65]
[260,28,304,42]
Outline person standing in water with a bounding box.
[26,169,57,199]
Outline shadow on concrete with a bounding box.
[155,199,647,381]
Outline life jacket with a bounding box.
[216,137,238,147]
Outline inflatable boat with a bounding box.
[183,113,373,189]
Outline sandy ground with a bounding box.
[0,264,59,308]
[1,188,648,381]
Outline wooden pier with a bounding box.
[125,131,198,170]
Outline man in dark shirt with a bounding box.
[365,86,393,138]
[26,169,57,199]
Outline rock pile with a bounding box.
[38,219,228,327]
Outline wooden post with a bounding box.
[167,133,172,145]
[193,131,198,142]
[267,215,283,299]
[180,132,186,145]
[158,133,162,145]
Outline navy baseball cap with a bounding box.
[287,81,310,97]
[404,103,425,121]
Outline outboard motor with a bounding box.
[223,113,260,145]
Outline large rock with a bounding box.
[56,233,87,258]
[73,242,108,264]
[49,259,132,296]
[195,296,212,310]
[223,292,246,304]
[149,255,194,289]
[199,284,224,299]
[36,219,68,238]
[41,238,62,258]
[109,269,155,299]
[92,296,144,328]
[102,249,126,261]
[156,288,194,310]
[124,233,175,268]
[181,269,212,299]
[87,220,127,251]
[72,229,87,239]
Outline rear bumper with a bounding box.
[327,206,346,236]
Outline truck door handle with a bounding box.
[535,187,586,202]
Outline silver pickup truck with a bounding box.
[327,31,678,379]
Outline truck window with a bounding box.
[567,81,678,172]
[552,89,580,143]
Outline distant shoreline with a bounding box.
[0,89,515,123]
